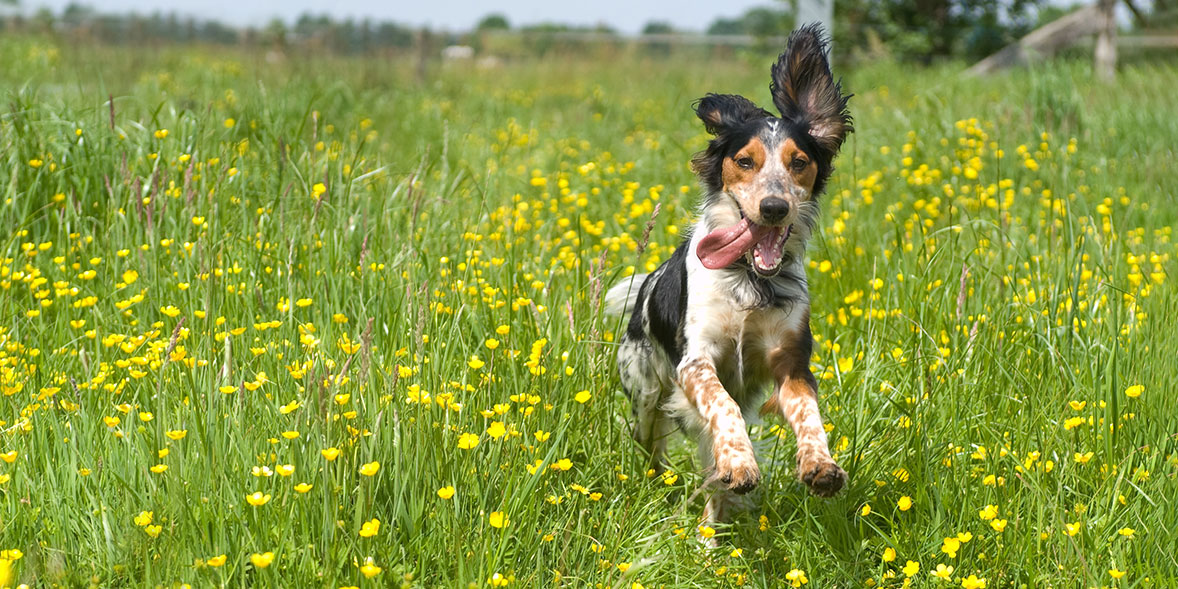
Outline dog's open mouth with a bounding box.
[697,216,791,276]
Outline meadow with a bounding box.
[1,35,1177,588]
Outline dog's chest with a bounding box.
[687,286,806,396]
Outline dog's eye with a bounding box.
[735,156,754,170]
[790,157,809,172]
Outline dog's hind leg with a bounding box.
[618,338,672,472]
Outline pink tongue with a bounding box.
[697,218,772,269]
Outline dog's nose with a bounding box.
[760,197,789,224]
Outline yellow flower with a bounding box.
[165,429,187,440]
[219,385,237,394]
[1064,521,1082,536]
[294,483,313,493]
[134,511,154,526]
[1109,567,1126,579]
[897,496,912,511]
[882,547,896,563]
[359,461,380,476]
[698,525,716,539]
[154,129,169,139]
[437,485,455,500]
[903,561,920,577]
[359,518,380,538]
[785,568,808,587]
[207,554,227,567]
[574,390,591,403]
[978,505,998,521]
[487,421,507,439]
[485,338,500,350]
[144,524,162,538]
[1124,384,1143,398]
[1117,527,1135,538]
[0,451,17,464]
[941,537,960,558]
[359,557,382,578]
[457,432,480,449]
[860,504,871,517]
[990,518,1008,532]
[321,447,341,461]
[932,564,954,579]
[149,464,168,474]
[250,552,274,568]
[295,298,313,307]
[489,511,508,528]
[960,574,986,589]
[467,355,485,370]
[246,492,271,506]
[275,464,295,477]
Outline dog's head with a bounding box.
[692,24,852,276]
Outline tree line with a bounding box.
[3,1,1173,62]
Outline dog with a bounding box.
[605,24,852,525]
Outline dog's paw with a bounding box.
[798,457,846,497]
[714,449,761,494]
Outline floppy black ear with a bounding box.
[694,93,772,135]
[770,23,853,155]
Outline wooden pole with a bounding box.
[1094,0,1118,81]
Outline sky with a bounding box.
[24,0,779,34]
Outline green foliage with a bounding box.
[1,36,1177,587]
[834,0,1043,61]
[477,14,511,32]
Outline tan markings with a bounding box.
[720,136,766,188]
[780,138,818,194]
[720,136,817,227]
[679,358,760,494]
[760,315,846,496]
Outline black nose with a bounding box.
[760,197,789,223]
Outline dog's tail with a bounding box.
[604,274,649,317]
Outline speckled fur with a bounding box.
[606,24,852,527]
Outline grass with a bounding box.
[1,36,1177,587]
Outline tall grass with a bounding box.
[1,36,1176,587]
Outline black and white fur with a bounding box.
[606,24,853,526]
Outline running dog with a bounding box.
[606,24,852,524]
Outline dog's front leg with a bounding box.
[679,357,761,494]
[763,328,846,497]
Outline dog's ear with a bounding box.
[694,93,771,135]
[770,23,853,155]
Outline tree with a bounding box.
[641,21,674,35]
[264,18,287,49]
[477,13,510,31]
[834,0,1043,61]
[704,5,791,38]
